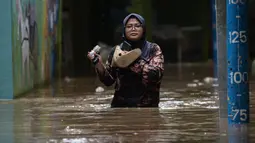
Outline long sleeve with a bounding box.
[130,44,164,86]
[96,48,116,86]
[142,45,164,85]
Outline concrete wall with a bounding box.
[0,0,62,99]
[0,0,13,99]
[11,0,62,97]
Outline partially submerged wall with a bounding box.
[0,0,13,99]
[11,0,62,97]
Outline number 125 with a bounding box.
[229,31,247,44]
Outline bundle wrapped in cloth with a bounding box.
[89,42,141,68]
[111,45,141,68]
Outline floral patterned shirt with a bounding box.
[96,41,164,107]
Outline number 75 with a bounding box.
[232,109,248,121]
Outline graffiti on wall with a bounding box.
[12,0,61,96]
[15,0,38,84]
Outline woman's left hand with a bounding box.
[129,58,147,74]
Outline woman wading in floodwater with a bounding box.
[87,13,164,108]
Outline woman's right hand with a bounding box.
[87,52,102,65]
[87,51,95,61]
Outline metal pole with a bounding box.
[216,0,227,119]
[212,0,217,77]
[227,0,249,124]
[215,1,228,141]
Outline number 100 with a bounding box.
[229,71,248,84]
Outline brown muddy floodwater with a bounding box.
[0,64,255,143]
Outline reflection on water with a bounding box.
[0,104,13,143]
[0,64,255,143]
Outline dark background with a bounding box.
[61,0,255,77]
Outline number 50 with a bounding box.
[229,31,247,44]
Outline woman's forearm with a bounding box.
[95,62,116,86]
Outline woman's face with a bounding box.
[125,18,143,41]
